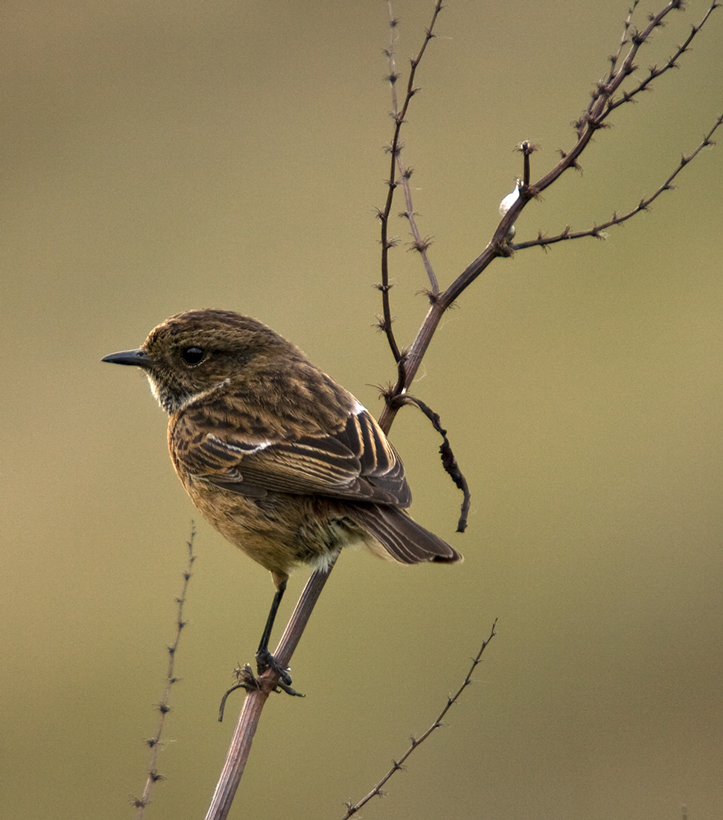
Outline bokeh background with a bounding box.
[3,1,722,818]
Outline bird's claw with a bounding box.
[275,680,305,697]
[256,648,293,686]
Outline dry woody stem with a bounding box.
[202,1,721,817]
[377,0,720,434]
[204,559,336,820]
[376,0,445,361]
[133,526,196,818]
[340,620,497,819]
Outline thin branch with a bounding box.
[583,0,679,126]
[603,1,721,119]
[388,3,440,297]
[512,113,723,251]
[607,0,641,82]
[378,0,445,361]
[399,189,440,296]
[534,0,688,198]
[204,557,338,820]
[132,526,196,818]
[395,394,471,532]
[339,620,498,819]
[377,1,720,434]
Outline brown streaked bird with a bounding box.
[103,309,461,680]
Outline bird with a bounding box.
[103,309,461,680]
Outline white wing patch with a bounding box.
[351,398,367,416]
[205,435,272,455]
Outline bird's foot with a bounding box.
[256,647,293,687]
[218,661,302,718]
[256,649,304,696]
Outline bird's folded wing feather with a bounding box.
[173,408,412,507]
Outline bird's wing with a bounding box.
[172,407,412,508]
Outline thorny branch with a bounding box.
[133,526,196,818]
[376,0,445,363]
[339,620,498,819]
[512,114,723,250]
[376,0,720,435]
[609,0,641,77]
[385,0,440,297]
[204,2,720,818]
[603,0,721,119]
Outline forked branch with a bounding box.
[513,114,723,251]
[377,0,720,434]
[203,2,720,817]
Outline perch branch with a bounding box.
[204,556,338,820]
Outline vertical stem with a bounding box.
[204,559,337,820]
[204,689,269,820]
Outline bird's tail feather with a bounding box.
[348,505,462,565]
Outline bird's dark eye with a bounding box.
[181,346,206,366]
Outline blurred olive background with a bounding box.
[2,1,722,818]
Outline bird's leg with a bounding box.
[255,577,293,685]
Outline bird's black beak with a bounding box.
[102,348,154,369]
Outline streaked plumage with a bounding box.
[103,309,461,675]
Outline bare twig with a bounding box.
[395,394,471,532]
[386,2,441,296]
[132,525,196,818]
[603,1,721,120]
[377,0,445,361]
[377,0,720,433]
[607,0,640,81]
[384,2,439,292]
[339,620,498,819]
[512,114,723,251]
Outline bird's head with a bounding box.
[102,309,299,414]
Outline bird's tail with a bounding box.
[347,505,462,565]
